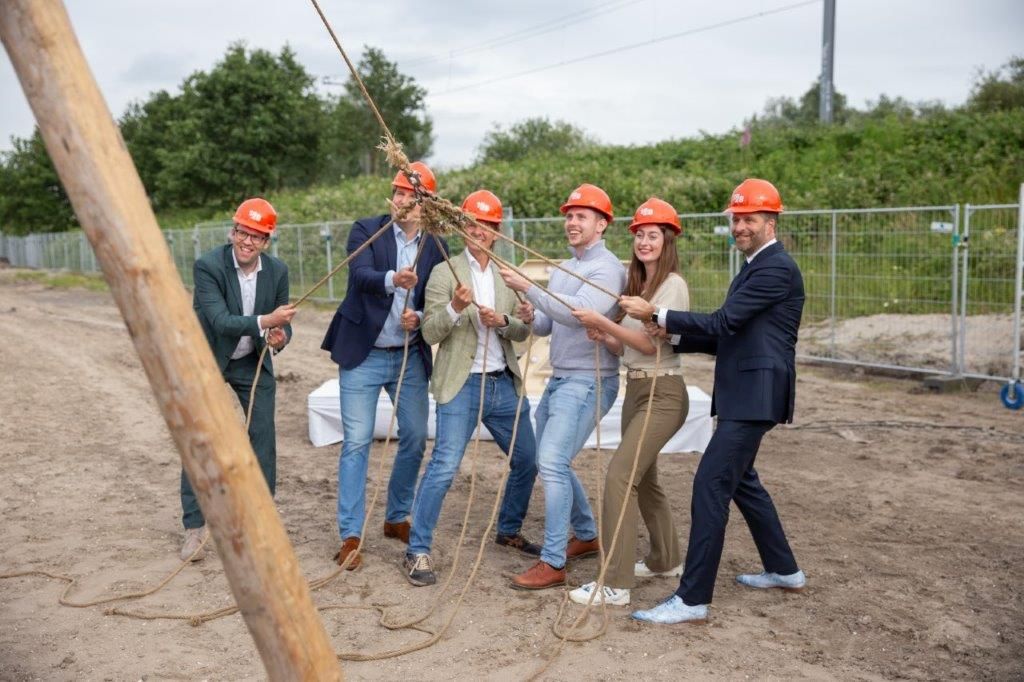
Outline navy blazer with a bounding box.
[192,244,291,377]
[666,241,804,424]
[321,214,449,375]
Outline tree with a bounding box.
[757,79,850,127]
[322,47,433,178]
[967,55,1024,113]
[476,117,596,164]
[0,129,76,234]
[153,43,325,206]
[119,90,188,209]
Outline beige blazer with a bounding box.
[421,251,530,404]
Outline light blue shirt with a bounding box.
[374,224,422,347]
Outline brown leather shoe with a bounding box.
[511,560,566,590]
[333,536,362,570]
[566,535,600,560]
[383,520,410,544]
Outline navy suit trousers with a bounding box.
[675,419,798,606]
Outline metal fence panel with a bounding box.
[959,204,1021,380]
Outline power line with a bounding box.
[403,0,644,68]
[429,0,821,97]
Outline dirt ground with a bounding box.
[1,270,1022,681]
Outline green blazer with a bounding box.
[421,251,530,405]
[192,244,292,376]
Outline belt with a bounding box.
[472,367,509,378]
[375,345,411,352]
[626,368,683,380]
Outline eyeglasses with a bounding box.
[233,227,269,245]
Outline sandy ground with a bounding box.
[1,270,1022,681]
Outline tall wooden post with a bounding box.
[0,2,341,679]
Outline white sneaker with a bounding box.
[569,581,631,606]
[179,526,208,562]
[736,569,806,592]
[634,560,683,578]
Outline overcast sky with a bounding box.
[2,0,1021,169]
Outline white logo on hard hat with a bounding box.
[732,193,745,204]
[639,207,655,216]
[248,209,263,222]
[570,191,582,200]
[476,201,491,213]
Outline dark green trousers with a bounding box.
[181,352,277,529]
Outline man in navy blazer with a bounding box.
[321,161,449,569]
[620,179,806,625]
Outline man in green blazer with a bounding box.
[181,197,296,561]
[403,190,539,586]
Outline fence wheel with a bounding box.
[1000,381,1024,410]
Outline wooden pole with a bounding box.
[0,2,341,679]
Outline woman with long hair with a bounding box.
[569,197,690,606]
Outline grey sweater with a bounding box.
[527,239,626,378]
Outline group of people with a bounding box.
[183,161,808,625]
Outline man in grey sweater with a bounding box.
[500,183,626,590]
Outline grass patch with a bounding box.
[5,268,109,292]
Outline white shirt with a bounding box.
[445,250,507,373]
[230,250,264,360]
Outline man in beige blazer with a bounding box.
[403,190,539,586]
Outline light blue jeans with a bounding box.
[409,370,537,556]
[336,346,429,540]
[535,374,619,568]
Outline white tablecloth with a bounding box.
[307,379,713,454]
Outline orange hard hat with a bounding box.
[461,189,503,225]
[726,178,784,214]
[560,183,613,222]
[629,197,681,234]
[392,161,437,194]
[233,197,278,234]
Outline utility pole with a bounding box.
[819,0,836,123]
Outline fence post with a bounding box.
[321,223,334,300]
[297,224,305,295]
[1011,185,1024,386]
[949,204,960,375]
[830,211,838,356]
[958,205,972,375]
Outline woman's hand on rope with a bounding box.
[400,309,420,331]
[618,295,656,321]
[644,320,667,340]
[477,306,506,329]
[585,326,609,344]
[570,308,607,330]
[515,301,535,324]
[266,327,288,350]
[451,283,473,313]
[393,266,418,290]
[498,266,531,294]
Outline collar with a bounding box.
[393,223,421,245]
[568,238,608,261]
[464,248,492,273]
[231,248,263,276]
[746,238,778,264]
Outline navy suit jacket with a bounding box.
[321,214,449,375]
[192,244,291,377]
[666,241,804,424]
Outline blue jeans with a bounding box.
[409,370,537,555]
[535,374,619,568]
[337,346,429,539]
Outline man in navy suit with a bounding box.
[620,179,806,625]
[321,162,449,569]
